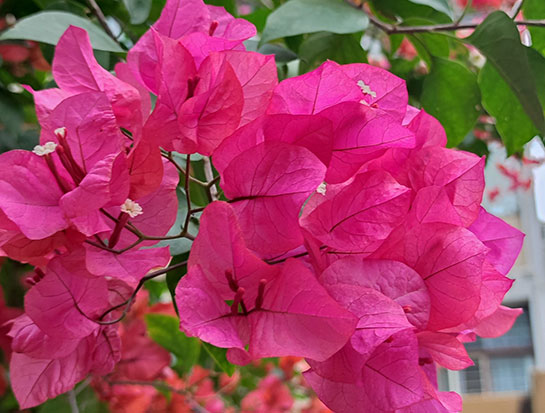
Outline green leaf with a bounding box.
[258,43,298,63]
[0,89,24,135]
[407,0,453,18]
[38,386,109,413]
[523,0,545,56]
[123,0,152,24]
[0,11,125,52]
[467,11,545,135]
[261,0,368,43]
[298,32,365,74]
[155,187,198,256]
[202,342,235,376]
[479,47,545,155]
[242,7,271,32]
[204,0,236,16]
[479,62,537,155]
[369,0,452,23]
[145,314,201,375]
[421,57,481,147]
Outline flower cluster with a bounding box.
[0,0,524,411]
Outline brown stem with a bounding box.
[182,155,193,235]
[97,260,188,324]
[86,0,124,49]
[364,8,545,34]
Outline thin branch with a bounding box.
[86,0,124,49]
[182,155,193,235]
[163,152,208,187]
[203,156,218,201]
[97,260,187,324]
[511,0,525,19]
[67,390,79,413]
[365,9,545,34]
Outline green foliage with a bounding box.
[123,0,152,25]
[298,32,365,74]
[421,57,481,147]
[468,11,545,135]
[145,314,202,375]
[261,0,369,43]
[523,0,545,56]
[407,0,453,18]
[369,0,452,23]
[0,11,125,52]
[202,342,236,376]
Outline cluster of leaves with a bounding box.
[0,0,539,412]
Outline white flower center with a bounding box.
[316,182,327,195]
[357,80,377,99]
[32,141,57,156]
[121,199,143,218]
[54,127,67,139]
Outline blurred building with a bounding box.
[438,140,545,412]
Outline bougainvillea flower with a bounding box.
[0,93,132,243]
[176,202,356,363]
[323,102,416,184]
[471,305,523,338]
[213,113,334,175]
[9,264,125,408]
[416,332,473,370]
[373,222,487,330]
[24,250,109,339]
[268,61,408,120]
[300,170,411,253]
[468,207,524,275]
[10,323,121,409]
[221,141,326,257]
[128,0,255,91]
[305,330,424,412]
[141,31,276,155]
[407,146,485,226]
[320,257,431,330]
[52,26,143,133]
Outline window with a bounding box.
[440,305,534,394]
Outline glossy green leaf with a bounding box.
[523,0,545,55]
[299,32,365,74]
[407,0,453,18]
[421,57,480,147]
[242,7,271,32]
[468,11,545,134]
[145,314,201,375]
[369,0,452,23]
[123,0,152,24]
[261,0,368,43]
[202,342,235,376]
[155,187,198,256]
[0,11,124,53]
[258,43,298,63]
[479,63,537,156]
[204,0,236,15]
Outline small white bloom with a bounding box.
[121,199,143,218]
[316,182,327,195]
[357,80,377,98]
[54,127,67,139]
[32,141,57,156]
